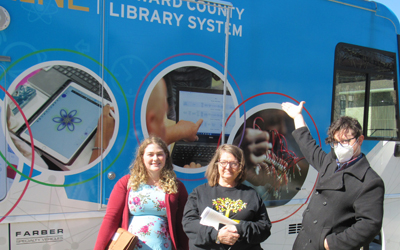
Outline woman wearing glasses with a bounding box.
[182,144,271,250]
[281,101,384,250]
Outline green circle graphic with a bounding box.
[0,48,130,187]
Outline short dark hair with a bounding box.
[325,116,363,144]
[205,144,246,186]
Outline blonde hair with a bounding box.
[205,144,246,187]
[128,136,178,194]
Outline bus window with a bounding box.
[332,43,399,140]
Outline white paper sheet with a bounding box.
[200,207,238,230]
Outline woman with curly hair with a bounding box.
[94,136,189,250]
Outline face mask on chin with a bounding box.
[334,139,359,163]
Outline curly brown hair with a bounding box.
[205,144,246,187]
[128,136,178,194]
[325,116,363,144]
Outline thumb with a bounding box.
[299,101,305,110]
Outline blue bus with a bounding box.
[0,0,399,249]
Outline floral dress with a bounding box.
[128,184,171,250]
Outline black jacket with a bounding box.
[292,127,384,250]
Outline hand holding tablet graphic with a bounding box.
[89,105,116,163]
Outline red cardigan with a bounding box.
[94,174,189,250]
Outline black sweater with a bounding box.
[182,183,271,250]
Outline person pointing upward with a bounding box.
[281,101,384,250]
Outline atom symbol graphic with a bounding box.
[52,109,82,131]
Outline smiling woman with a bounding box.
[142,143,167,183]
[94,136,189,250]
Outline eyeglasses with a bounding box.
[330,137,357,148]
[218,161,240,168]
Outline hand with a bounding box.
[281,101,305,119]
[175,119,203,142]
[89,105,115,163]
[217,225,240,245]
[183,162,202,168]
[324,238,329,250]
[94,105,115,149]
[239,129,271,165]
[234,128,273,186]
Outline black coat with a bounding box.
[292,127,384,250]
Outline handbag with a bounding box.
[108,228,138,250]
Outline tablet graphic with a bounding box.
[18,82,109,165]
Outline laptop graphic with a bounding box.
[28,65,111,101]
[171,86,237,167]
